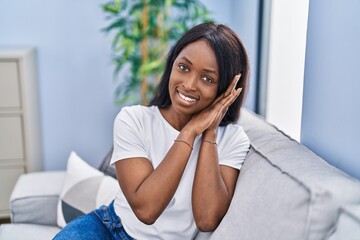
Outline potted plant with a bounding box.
[102,0,213,105]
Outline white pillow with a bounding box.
[57,151,119,228]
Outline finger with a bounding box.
[229,87,243,105]
[223,87,243,106]
[211,93,225,107]
[211,74,242,107]
[221,87,243,110]
[212,94,231,111]
[230,87,242,103]
[212,93,234,114]
[211,88,242,125]
[223,74,241,98]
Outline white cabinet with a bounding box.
[0,48,42,218]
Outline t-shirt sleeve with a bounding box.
[110,107,149,166]
[218,124,250,170]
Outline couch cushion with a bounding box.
[210,147,311,239]
[98,147,116,178]
[57,151,118,228]
[0,223,60,240]
[328,204,360,240]
[209,109,360,240]
[10,171,65,225]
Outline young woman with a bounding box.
[54,22,250,240]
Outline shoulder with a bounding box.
[216,123,250,169]
[116,105,157,121]
[219,123,249,142]
[118,105,154,115]
[217,123,250,151]
[113,105,158,133]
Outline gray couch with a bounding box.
[1,109,360,240]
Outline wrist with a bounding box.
[202,129,217,147]
[203,128,217,140]
[179,128,197,142]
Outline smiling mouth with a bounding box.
[178,92,198,102]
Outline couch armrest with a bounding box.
[10,171,65,226]
[328,204,360,240]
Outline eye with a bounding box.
[201,76,214,83]
[178,64,189,72]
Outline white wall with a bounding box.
[265,0,309,141]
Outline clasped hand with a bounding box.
[185,74,242,136]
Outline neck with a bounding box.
[159,106,191,131]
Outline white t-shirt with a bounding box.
[110,105,250,240]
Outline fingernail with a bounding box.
[233,74,240,91]
[236,74,241,85]
[232,84,237,93]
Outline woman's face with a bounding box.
[168,40,219,117]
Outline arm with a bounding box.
[115,129,196,225]
[192,129,239,231]
[187,75,242,231]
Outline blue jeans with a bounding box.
[53,201,134,240]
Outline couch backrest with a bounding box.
[209,109,360,240]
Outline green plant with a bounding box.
[102,0,213,105]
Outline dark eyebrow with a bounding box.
[179,56,193,65]
[203,68,218,76]
[179,56,218,76]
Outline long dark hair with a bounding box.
[149,22,249,125]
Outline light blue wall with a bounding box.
[203,0,259,110]
[0,0,259,170]
[301,0,360,179]
[0,0,119,169]
[231,0,260,111]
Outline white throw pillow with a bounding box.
[57,151,119,228]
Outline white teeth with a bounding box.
[179,92,197,102]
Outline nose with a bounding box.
[182,73,197,90]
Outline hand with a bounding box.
[184,74,242,136]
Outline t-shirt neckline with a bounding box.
[154,106,180,135]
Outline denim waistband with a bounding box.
[94,200,134,240]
